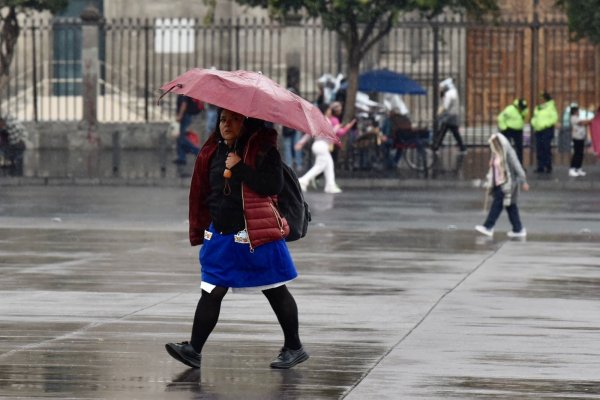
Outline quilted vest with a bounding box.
[188,128,289,249]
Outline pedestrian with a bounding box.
[568,104,591,177]
[281,125,304,172]
[432,77,467,153]
[281,85,304,172]
[327,101,355,164]
[531,91,558,173]
[0,115,28,175]
[165,108,309,370]
[295,102,355,194]
[475,132,529,238]
[497,98,528,164]
[204,103,218,143]
[173,94,203,166]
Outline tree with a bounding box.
[556,0,600,44]
[232,0,499,122]
[0,0,69,92]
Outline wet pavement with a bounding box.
[1,182,599,398]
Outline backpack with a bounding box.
[278,163,311,241]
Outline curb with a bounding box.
[1,175,597,191]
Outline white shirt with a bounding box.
[570,115,587,140]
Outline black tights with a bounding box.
[189,285,301,353]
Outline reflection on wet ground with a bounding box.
[0,188,599,399]
[442,376,600,399]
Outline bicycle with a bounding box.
[394,128,436,172]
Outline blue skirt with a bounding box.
[199,224,298,289]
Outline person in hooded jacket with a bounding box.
[497,98,528,164]
[432,78,467,153]
[475,132,529,238]
[165,108,309,371]
[531,91,559,173]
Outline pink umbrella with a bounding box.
[159,68,336,142]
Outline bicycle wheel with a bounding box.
[404,147,435,171]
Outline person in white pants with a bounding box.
[295,137,340,193]
[295,102,356,194]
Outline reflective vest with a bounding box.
[531,100,558,132]
[498,100,528,131]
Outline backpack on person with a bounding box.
[278,163,311,241]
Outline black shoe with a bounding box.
[165,341,201,368]
[270,347,309,369]
[172,159,186,165]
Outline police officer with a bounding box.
[531,91,559,173]
[497,98,528,164]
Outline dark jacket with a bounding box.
[188,127,289,248]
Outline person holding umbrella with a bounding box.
[165,108,309,370]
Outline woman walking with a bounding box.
[475,132,529,238]
[165,108,308,370]
[295,101,355,194]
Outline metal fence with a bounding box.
[1,14,599,146]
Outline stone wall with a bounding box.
[23,121,186,150]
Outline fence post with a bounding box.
[31,24,39,122]
[431,20,440,135]
[158,130,167,178]
[144,20,150,122]
[80,5,101,136]
[112,130,121,177]
[529,1,540,167]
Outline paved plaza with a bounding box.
[0,181,599,399]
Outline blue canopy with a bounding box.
[358,69,426,95]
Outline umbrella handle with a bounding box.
[156,83,183,105]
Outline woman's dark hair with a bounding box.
[213,108,266,143]
[570,106,579,115]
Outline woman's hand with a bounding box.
[522,182,530,192]
[294,142,304,151]
[346,118,357,129]
[226,152,241,169]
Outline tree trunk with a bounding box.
[0,74,9,95]
[343,50,360,124]
[0,7,20,94]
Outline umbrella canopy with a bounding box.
[358,69,426,95]
[160,68,336,141]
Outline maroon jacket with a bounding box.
[188,128,289,249]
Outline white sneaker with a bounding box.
[324,185,342,194]
[298,179,308,193]
[507,228,527,238]
[577,169,587,176]
[475,225,494,237]
[568,168,579,177]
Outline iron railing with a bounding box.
[1,15,599,148]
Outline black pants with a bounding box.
[433,123,466,151]
[570,139,585,169]
[484,186,523,232]
[501,128,524,165]
[535,127,554,172]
